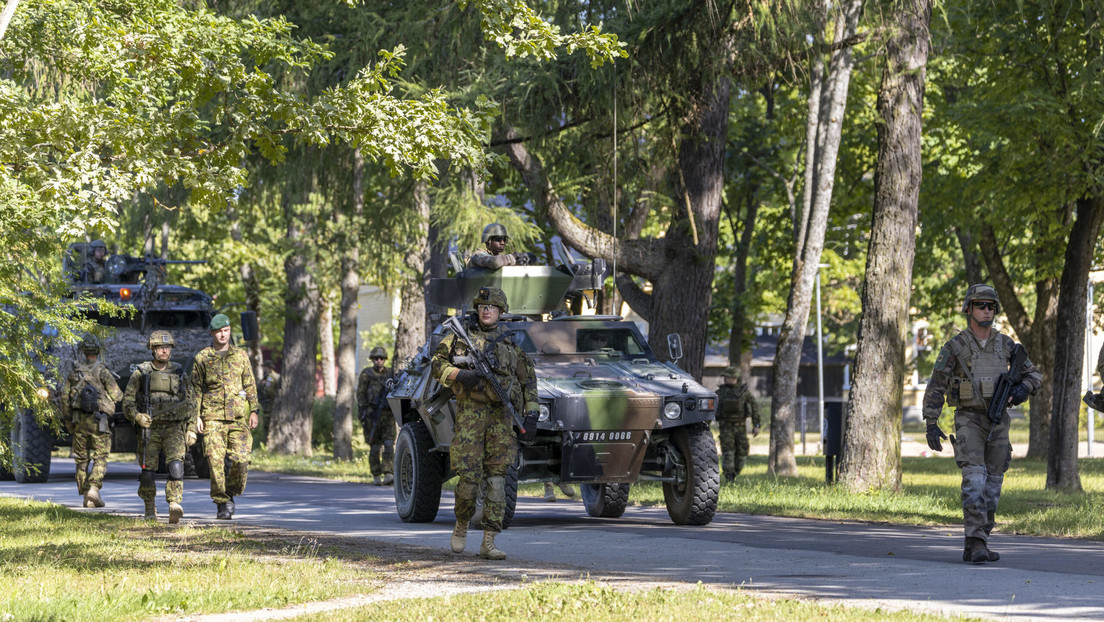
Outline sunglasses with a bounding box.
[972,302,997,311]
[477,304,499,312]
[370,356,385,361]
[488,237,507,243]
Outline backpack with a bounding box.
[70,369,102,413]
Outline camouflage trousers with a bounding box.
[137,422,188,504]
[203,419,253,504]
[451,401,516,533]
[717,416,751,477]
[367,416,396,477]
[72,413,111,494]
[952,408,1012,542]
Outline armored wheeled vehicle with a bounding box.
[387,261,720,527]
[4,242,214,483]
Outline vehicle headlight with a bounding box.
[538,404,550,422]
[663,401,682,420]
[698,398,715,412]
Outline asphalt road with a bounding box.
[4,458,1103,621]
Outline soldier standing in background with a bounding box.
[122,330,193,523]
[357,347,394,486]
[61,335,123,508]
[923,284,1042,563]
[80,239,109,284]
[468,223,536,269]
[715,366,760,481]
[432,287,537,560]
[191,314,260,520]
[257,360,280,421]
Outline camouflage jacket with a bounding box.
[356,366,392,413]
[431,319,538,415]
[122,361,193,424]
[61,359,123,421]
[189,345,260,423]
[258,371,280,413]
[922,328,1043,423]
[468,249,519,270]
[716,382,759,427]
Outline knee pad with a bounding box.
[383,441,394,454]
[961,465,986,510]
[139,469,155,487]
[486,476,506,505]
[167,460,184,481]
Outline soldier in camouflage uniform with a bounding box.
[923,284,1042,563]
[122,330,194,523]
[468,223,536,269]
[61,335,123,508]
[357,346,395,486]
[257,360,280,421]
[80,239,109,284]
[432,286,537,560]
[190,314,261,520]
[715,365,760,481]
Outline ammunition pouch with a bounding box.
[95,412,109,433]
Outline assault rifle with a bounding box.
[443,316,528,436]
[986,344,1028,441]
[141,372,152,470]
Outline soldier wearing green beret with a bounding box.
[190,313,260,520]
[715,365,759,481]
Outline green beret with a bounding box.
[209,314,231,330]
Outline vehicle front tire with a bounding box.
[581,482,630,518]
[662,422,719,525]
[394,420,446,523]
[12,410,53,484]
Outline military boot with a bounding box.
[168,502,184,525]
[143,498,157,520]
[226,496,235,517]
[543,483,557,502]
[216,503,231,520]
[84,485,105,508]
[450,520,468,554]
[558,482,577,499]
[962,537,990,563]
[479,531,506,560]
[372,475,382,486]
[382,473,394,486]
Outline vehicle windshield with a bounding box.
[510,323,650,360]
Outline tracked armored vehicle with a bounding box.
[5,243,214,483]
[387,260,720,527]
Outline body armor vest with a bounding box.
[448,325,521,406]
[945,330,1009,410]
[140,362,188,421]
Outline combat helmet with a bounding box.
[79,334,102,354]
[148,330,175,349]
[721,366,740,378]
[90,239,107,252]
[481,223,509,243]
[369,346,388,360]
[961,283,1001,314]
[473,286,509,313]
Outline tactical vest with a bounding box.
[448,325,522,407]
[717,384,747,418]
[140,362,188,422]
[68,361,113,414]
[945,330,1009,410]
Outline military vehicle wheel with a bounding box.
[662,422,719,525]
[12,410,53,483]
[581,482,630,518]
[394,420,446,523]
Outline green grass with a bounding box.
[288,581,978,622]
[0,497,378,621]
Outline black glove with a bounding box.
[518,410,539,444]
[514,252,538,266]
[926,423,947,452]
[1084,390,1104,413]
[1008,383,1031,406]
[454,369,481,390]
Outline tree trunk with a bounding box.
[268,190,319,456]
[1047,195,1104,491]
[395,180,430,370]
[333,148,363,462]
[769,0,862,477]
[318,297,336,398]
[727,184,760,371]
[954,228,984,286]
[839,0,930,493]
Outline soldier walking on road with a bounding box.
[190,314,261,520]
[122,331,194,523]
[715,366,760,481]
[468,223,536,269]
[357,346,395,486]
[432,287,537,560]
[62,335,123,508]
[923,284,1042,563]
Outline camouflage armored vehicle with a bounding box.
[5,242,214,483]
[387,261,721,527]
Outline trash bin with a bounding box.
[823,402,843,483]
